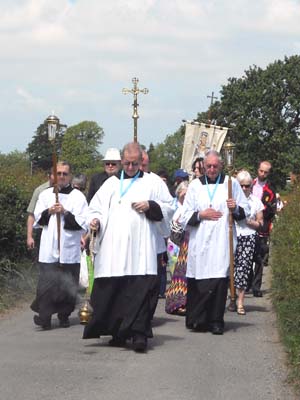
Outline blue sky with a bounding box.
[1,0,300,155]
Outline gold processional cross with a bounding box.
[122,77,149,143]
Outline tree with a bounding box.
[26,123,65,171]
[147,127,185,178]
[203,55,300,189]
[0,152,45,261]
[61,121,104,173]
[0,151,30,173]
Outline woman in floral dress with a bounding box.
[165,181,189,315]
[234,171,264,315]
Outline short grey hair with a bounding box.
[121,142,143,161]
[72,173,87,191]
[204,150,223,164]
[175,180,189,198]
[236,170,252,184]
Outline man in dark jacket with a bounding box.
[251,161,276,297]
[87,148,121,203]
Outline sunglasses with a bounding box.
[241,184,251,188]
[57,172,69,176]
[123,161,139,167]
[105,162,117,166]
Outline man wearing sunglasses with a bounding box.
[31,161,88,330]
[83,142,174,352]
[87,148,121,203]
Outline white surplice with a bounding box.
[88,172,174,278]
[180,176,249,279]
[34,187,88,264]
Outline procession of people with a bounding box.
[27,139,278,352]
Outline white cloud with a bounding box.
[16,86,45,110]
[0,0,300,153]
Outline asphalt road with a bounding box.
[0,268,296,400]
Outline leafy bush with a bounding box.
[271,186,300,389]
[0,156,45,261]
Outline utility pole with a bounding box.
[207,91,218,123]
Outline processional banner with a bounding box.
[181,122,228,177]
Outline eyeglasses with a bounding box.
[241,184,251,188]
[206,164,219,169]
[105,162,117,166]
[123,161,139,167]
[57,172,69,176]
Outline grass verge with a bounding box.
[0,258,37,313]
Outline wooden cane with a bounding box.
[228,175,236,305]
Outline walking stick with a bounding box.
[79,229,96,325]
[223,138,236,311]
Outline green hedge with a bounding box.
[271,186,300,389]
[0,167,45,261]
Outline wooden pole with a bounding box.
[52,141,60,253]
[228,174,236,306]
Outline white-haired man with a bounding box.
[180,150,249,335]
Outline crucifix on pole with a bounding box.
[122,77,149,142]
[207,91,218,123]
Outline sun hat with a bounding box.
[103,148,121,161]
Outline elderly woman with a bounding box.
[165,180,189,315]
[234,170,264,315]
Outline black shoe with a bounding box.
[109,336,127,347]
[192,323,208,332]
[253,290,263,297]
[58,315,70,328]
[33,315,51,330]
[132,333,147,352]
[211,324,224,335]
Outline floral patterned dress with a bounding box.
[165,231,189,315]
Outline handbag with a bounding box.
[170,220,184,247]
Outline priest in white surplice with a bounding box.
[179,150,249,335]
[83,143,174,352]
[31,161,88,330]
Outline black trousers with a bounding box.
[186,277,228,329]
[252,236,269,292]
